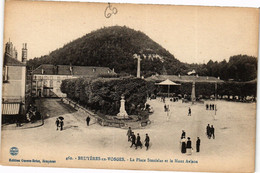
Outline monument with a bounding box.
[117,95,129,119]
[191,81,196,104]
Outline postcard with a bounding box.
[0,0,259,172]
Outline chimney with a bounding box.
[14,47,18,59]
[22,43,27,63]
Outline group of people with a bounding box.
[180,130,200,155]
[161,96,166,103]
[206,104,216,110]
[127,127,150,150]
[206,124,215,139]
[55,115,91,131]
[55,118,64,131]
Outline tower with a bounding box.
[22,43,27,63]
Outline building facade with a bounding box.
[32,64,116,98]
[2,41,27,121]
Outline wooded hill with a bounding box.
[27,26,257,82]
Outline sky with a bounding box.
[3,0,259,64]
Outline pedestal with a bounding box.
[117,95,129,119]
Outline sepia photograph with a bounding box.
[0,0,259,172]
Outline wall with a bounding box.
[2,66,26,102]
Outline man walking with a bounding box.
[196,137,201,152]
[210,125,215,139]
[188,107,191,116]
[181,130,186,138]
[55,118,60,130]
[86,116,91,126]
[130,132,136,148]
[145,134,150,151]
[206,124,211,138]
[127,127,132,142]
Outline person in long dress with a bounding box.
[135,133,142,149]
[186,137,192,155]
[145,134,150,151]
[180,137,187,154]
[196,137,201,152]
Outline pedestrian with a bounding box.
[206,124,211,139]
[166,105,170,121]
[196,137,200,152]
[135,133,142,149]
[186,137,192,155]
[188,107,191,116]
[55,118,60,130]
[127,127,132,142]
[130,132,136,148]
[86,116,90,126]
[164,104,167,112]
[210,125,215,139]
[212,104,215,110]
[145,134,150,151]
[206,104,209,110]
[180,136,187,154]
[210,104,212,110]
[181,130,186,138]
[60,119,64,131]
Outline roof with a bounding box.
[32,64,116,76]
[4,54,25,66]
[156,79,181,85]
[146,75,224,83]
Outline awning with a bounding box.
[2,103,20,115]
[156,79,181,86]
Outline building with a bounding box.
[32,64,116,97]
[2,41,27,122]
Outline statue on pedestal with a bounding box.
[117,95,129,119]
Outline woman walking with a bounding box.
[180,136,187,154]
[186,137,192,155]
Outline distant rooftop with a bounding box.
[32,64,116,76]
[146,74,224,83]
[4,54,25,66]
